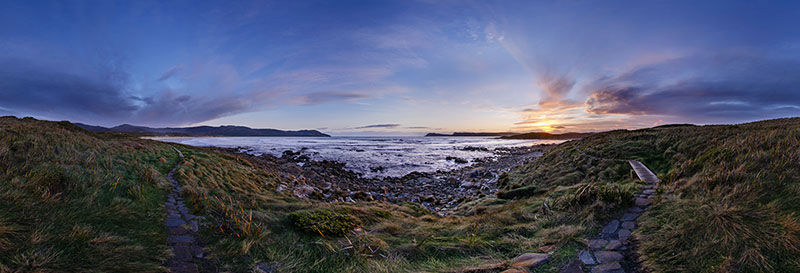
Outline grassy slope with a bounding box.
[504,118,800,272]
[1,117,632,272]
[4,116,797,272]
[0,117,179,272]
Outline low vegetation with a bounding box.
[2,116,798,272]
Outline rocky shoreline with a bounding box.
[216,144,554,213]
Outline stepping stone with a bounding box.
[168,227,189,235]
[184,214,196,221]
[594,251,623,263]
[643,189,656,194]
[641,185,656,190]
[621,221,635,230]
[591,262,623,273]
[620,213,640,221]
[166,218,186,227]
[169,262,199,273]
[578,250,595,265]
[635,198,652,207]
[192,245,204,258]
[171,245,193,261]
[628,207,644,213]
[254,262,276,273]
[509,253,551,268]
[601,220,620,234]
[168,235,194,244]
[589,239,608,249]
[605,240,622,250]
[618,229,631,241]
[559,259,584,273]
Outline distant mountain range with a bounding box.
[74,123,330,137]
[500,132,595,140]
[425,132,517,137]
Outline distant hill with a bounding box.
[75,123,330,137]
[425,132,517,137]
[500,132,595,140]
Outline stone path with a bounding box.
[165,148,205,273]
[561,160,659,273]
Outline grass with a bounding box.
[3,116,798,272]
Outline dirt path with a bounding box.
[164,148,206,273]
[560,160,659,273]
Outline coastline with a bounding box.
[212,143,554,213]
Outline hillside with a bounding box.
[74,123,330,137]
[502,118,800,272]
[2,116,798,272]
[500,132,595,140]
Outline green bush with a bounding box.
[288,208,360,237]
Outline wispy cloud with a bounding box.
[354,124,401,129]
[584,52,800,122]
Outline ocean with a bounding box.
[152,136,563,177]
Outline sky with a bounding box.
[1,0,799,136]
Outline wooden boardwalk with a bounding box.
[628,160,659,183]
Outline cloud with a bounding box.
[0,57,276,126]
[293,91,369,105]
[584,52,800,122]
[157,65,184,81]
[354,124,401,129]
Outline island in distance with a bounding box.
[426,131,595,139]
[74,123,330,137]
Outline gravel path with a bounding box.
[164,148,205,273]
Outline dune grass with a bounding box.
[0,117,178,272]
[3,116,797,272]
[503,119,800,272]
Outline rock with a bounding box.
[510,253,551,268]
[578,250,595,265]
[254,262,276,273]
[641,185,656,190]
[628,207,644,213]
[642,189,656,194]
[559,259,584,273]
[171,245,193,261]
[618,229,631,241]
[601,220,620,234]
[590,262,623,273]
[588,239,608,249]
[293,185,318,198]
[276,183,288,192]
[594,251,623,263]
[620,213,639,221]
[605,240,622,250]
[635,197,652,207]
[166,218,186,227]
[170,262,199,273]
[621,221,635,230]
[168,235,194,244]
[460,181,478,188]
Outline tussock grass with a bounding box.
[505,118,800,272]
[5,116,796,272]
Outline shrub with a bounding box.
[288,208,360,237]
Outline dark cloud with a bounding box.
[585,53,800,122]
[355,124,400,129]
[0,58,139,123]
[0,58,262,126]
[295,91,369,105]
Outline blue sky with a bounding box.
[1,0,799,135]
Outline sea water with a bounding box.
[152,136,562,177]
